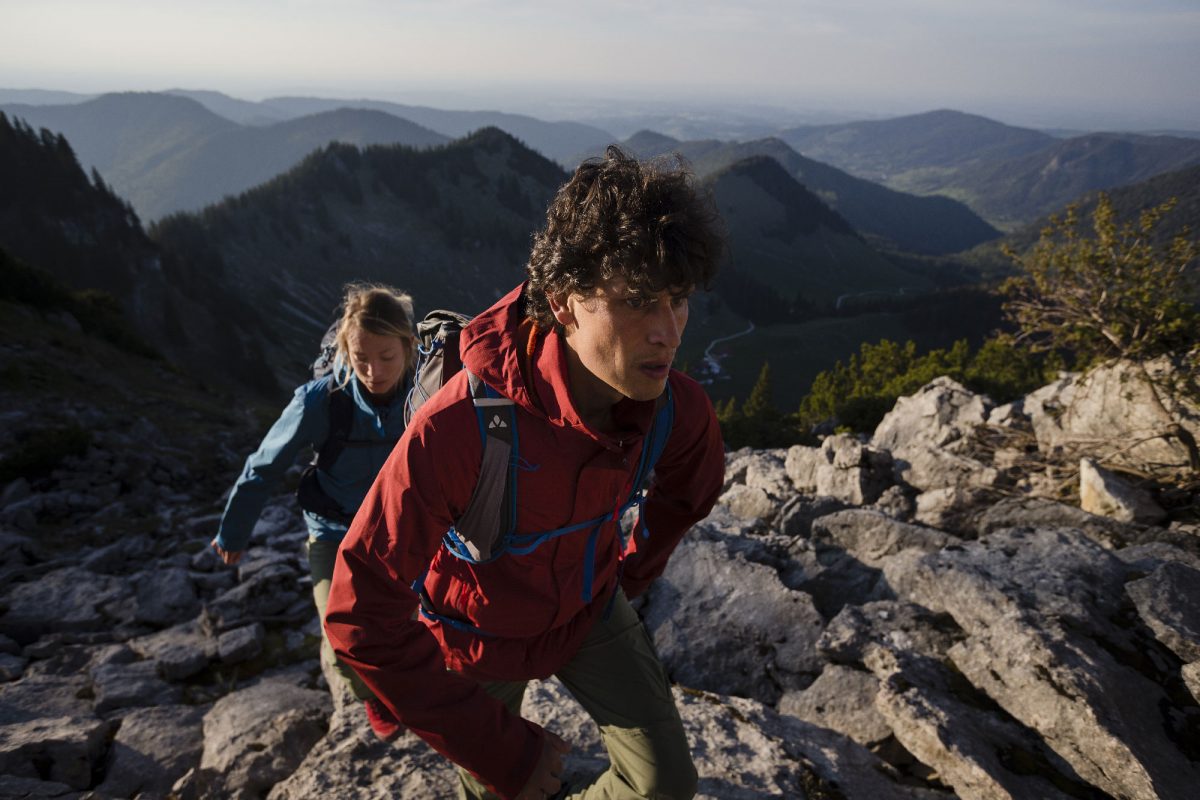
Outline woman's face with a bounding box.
[347,326,410,400]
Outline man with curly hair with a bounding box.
[325,146,726,799]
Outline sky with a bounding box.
[2,0,1199,130]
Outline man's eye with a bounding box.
[670,294,690,308]
[625,296,650,310]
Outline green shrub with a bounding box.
[795,335,1058,434]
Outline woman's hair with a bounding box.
[525,146,724,328]
[333,282,416,387]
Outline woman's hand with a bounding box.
[210,538,244,566]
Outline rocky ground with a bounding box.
[1,355,1198,799]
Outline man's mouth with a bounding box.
[639,362,670,380]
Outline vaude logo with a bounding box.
[488,414,508,429]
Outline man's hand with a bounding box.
[210,538,244,566]
[514,729,571,799]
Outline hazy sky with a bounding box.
[3,0,1198,129]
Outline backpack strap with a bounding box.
[441,372,517,562]
[314,385,356,471]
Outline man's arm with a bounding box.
[323,401,547,799]
[621,373,725,599]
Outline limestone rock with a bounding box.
[899,527,1199,800]
[219,622,266,664]
[642,535,825,704]
[777,663,891,747]
[524,679,940,800]
[91,659,182,713]
[716,484,777,523]
[1184,661,1200,704]
[0,675,93,724]
[0,653,27,682]
[264,660,456,799]
[777,495,845,537]
[0,774,80,798]
[1079,458,1167,524]
[871,484,917,521]
[785,444,823,493]
[134,565,201,625]
[873,377,991,452]
[867,647,1094,800]
[818,601,963,666]
[811,509,953,567]
[742,449,793,499]
[913,486,995,536]
[975,496,1145,549]
[1026,358,1200,476]
[0,714,111,789]
[200,676,332,800]
[0,566,133,644]
[203,562,304,634]
[812,434,894,505]
[130,620,217,681]
[96,704,207,798]
[1126,562,1200,662]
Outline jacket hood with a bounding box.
[459,283,576,429]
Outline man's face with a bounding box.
[551,275,691,408]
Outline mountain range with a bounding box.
[610,131,1000,256]
[4,91,1196,408]
[779,109,1200,230]
[0,93,450,221]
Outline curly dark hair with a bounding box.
[525,146,724,328]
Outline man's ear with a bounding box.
[547,292,576,328]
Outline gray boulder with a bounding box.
[810,509,953,568]
[716,484,778,523]
[813,434,894,505]
[200,676,332,800]
[642,535,825,703]
[743,449,794,499]
[129,620,217,681]
[777,663,891,748]
[1079,458,1167,524]
[1126,562,1200,662]
[867,647,1095,800]
[0,714,111,789]
[872,377,997,491]
[777,495,845,537]
[96,704,207,798]
[974,495,1147,549]
[203,562,305,634]
[0,566,133,644]
[134,565,201,625]
[1026,358,1200,476]
[1184,661,1200,704]
[784,444,823,493]
[818,600,963,666]
[913,486,996,536]
[898,527,1199,800]
[219,622,266,664]
[91,659,182,713]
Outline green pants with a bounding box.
[307,537,376,701]
[458,592,697,800]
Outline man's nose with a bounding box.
[649,304,683,348]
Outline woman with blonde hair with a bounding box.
[212,282,415,741]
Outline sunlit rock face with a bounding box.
[1,370,1197,799]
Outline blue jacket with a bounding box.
[216,371,409,551]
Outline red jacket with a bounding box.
[325,284,725,797]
